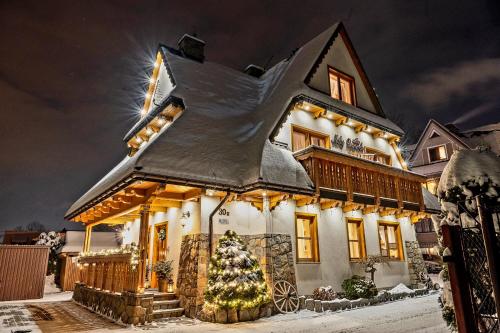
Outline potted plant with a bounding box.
[153,260,174,292]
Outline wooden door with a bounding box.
[151,222,168,288]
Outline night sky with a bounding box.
[1,1,500,232]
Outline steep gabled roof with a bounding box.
[66,22,403,219]
[409,119,471,161]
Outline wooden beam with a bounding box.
[183,188,202,201]
[379,208,398,217]
[269,194,289,210]
[395,210,413,219]
[251,201,263,211]
[342,203,364,213]
[354,124,367,133]
[156,192,184,201]
[373,131,385,138]
[335,117,347,126]
[296,196,318,207]
[362,205,379,215]
[152,198,182,208]
[320,199,343,210]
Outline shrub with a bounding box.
[341,275,377,299]
[313,286,337,301]
[153,260,174,281]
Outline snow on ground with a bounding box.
[388,283,414,294]
[44,274,62,294]
[109,293,447,333]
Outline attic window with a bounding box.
[429,131,440,139]
[428,145,447,162]
[329,67,355,106]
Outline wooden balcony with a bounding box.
[294,146,426,211]
[78,253,140,293]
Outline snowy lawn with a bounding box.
[0,293,448,333]
[122,293,447,333]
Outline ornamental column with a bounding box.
[83,224,93,252]
[137,204,151,292]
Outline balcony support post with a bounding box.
[137,204,151,293]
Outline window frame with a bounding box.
[346,218,366,261]
[363,147,392,166]
[291,124,331,152]
[427,144,448,163]
[294,212,320,263]
[377,221,404,261]
[328,66,356,106]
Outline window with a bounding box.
[363,147,392,166]
[295,213,319,262]
[329,68,355,105]
[428,145,447,162]
[346,219,366,260]
[424,179,438,195]
[378,222,403,260]
[291,126,330,152]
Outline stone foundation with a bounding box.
[176,233,296,319]
[405,240,427,288]
[73,283,154,325]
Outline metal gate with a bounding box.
[442,196,500,333]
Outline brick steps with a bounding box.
[152,292,183,319]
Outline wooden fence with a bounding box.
[59,254,80,291]
[0,245,49,301]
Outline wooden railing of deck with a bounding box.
[78,253,140,293]
[295,146,426,210]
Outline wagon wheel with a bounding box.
[273,280,299,313]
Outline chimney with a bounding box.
[243,64,265,78]
[178,34,205,62]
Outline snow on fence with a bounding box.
[0,245,49,301]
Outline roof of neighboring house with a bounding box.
[461,122,500,134]
[409,119,471,161]
[58,231,119,254]
[422,188,440,213]
[65,22,404,219]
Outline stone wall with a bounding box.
[405,240,427,288]
[176,233,296,318]
[73,283,154,325]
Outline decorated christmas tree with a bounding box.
[205,230,270,310]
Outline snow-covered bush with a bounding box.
[341,275,377,300]
[313,286,337,301]
[37,231,64,275]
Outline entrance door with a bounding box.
[151,222,168,289]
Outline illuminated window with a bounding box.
[378,222,403,260]
[291,126,329,152]
[329,68,355,105]
[428,145,447,162]
[295,213,319,262]
[347,219,366,260]
[363,147,392,166]
[424,179,438,195]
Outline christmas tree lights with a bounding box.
[205,230,270,310]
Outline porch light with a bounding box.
[135,136,143,143]
[157,115,167,125]
[383,133,389,138]
[154,62,159,68]
[149,77,155,83]
[365,127,371,133]
[145,127,153,135]
[262,191,267,197]
[167,280,174,293]
[304,105,310,111]
[206,189,215,196]
[145,92,151,99]
[347,121,354,126]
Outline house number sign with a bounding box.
[218,208,230,224]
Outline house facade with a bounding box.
[408,119,499,258]
[66,23,435,322]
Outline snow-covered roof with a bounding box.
[66,22,404,218]
[422,188,440,212]
[58,231,119,253]
[461,122,500,134]
[438,149,500,196]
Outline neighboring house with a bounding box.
[408,119,499,259]
[1,230,40,245]
[65,22,436,321]
[57,230,119,291]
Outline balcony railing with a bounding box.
[294,146,426,211]
[78,253,140,293]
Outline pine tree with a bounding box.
[205,230,270,310]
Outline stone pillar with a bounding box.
[405,240,426,288]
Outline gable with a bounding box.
[142,51,176,116]
[410,120,470,165]
[306,29,382,116]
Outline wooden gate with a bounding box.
[59,254,80,291]
[0,245,50,301]
[442,197,500,333]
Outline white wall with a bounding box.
[270,199,415,294]
[200,195,266,235]
[275,109,402,169]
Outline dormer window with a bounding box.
[428,145,447,162]
[329,67,355,105]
